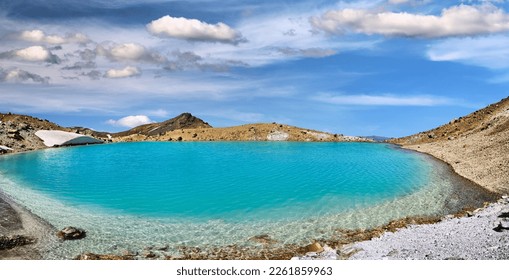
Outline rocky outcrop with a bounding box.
[56,227,86,240]
[0,113,69,152]
[267,130,289,141]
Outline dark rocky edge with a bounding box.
[0,235,36,250]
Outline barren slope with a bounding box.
[391,97,509,194]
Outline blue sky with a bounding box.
[1,0,509,137]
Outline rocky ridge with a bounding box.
[113,112,212,137]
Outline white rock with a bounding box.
[308,132,331,140]
[0,145,13,151]
[267,131,289,141]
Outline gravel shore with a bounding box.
[346,196,509,260]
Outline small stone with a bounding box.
[306,242,324,253]
[56,226,86,240]
[157,245,169,251]
[493,221,509,232]
[122,250,137,256]
[498,212,509,218]
[500,218,509,228]
[143,251,157,259]
[249,234,276,244]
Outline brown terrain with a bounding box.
[114,122,367,143]
[1,112,369,154]
[390,96,509,194]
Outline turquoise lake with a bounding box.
[0,142,493,258]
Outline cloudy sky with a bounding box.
[1,0,509,137]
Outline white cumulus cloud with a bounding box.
[12,46,60,63]
[97,43,145,60]
[18,29,89,44]
[110,43,146,60]
[147,15,244,44]
[95,43,166,63]
[104,66,141,78]
[310,4,509,38]
[107,115,155,128]
[16,46,50,61]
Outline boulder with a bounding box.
[306,242,324,253]
[57,226,86,240]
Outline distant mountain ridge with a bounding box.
[360,136,391,142]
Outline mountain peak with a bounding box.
[114,113,211,137]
